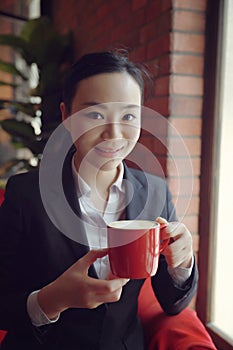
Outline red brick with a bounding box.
[152,139,168,156]
[135,154,167,177]
[173,195,200,216]
[129,45,147,62]
[113,3,133,22]
[144,155,167,177]
[126,143,166,177]
[0,84,12,100]
[170,96,203,116]
[171,54,204,75]
[140,11,171,43]
[173,10,206,32]
[147,34,171,59]
[168,137,201,157]
[145,1,160,21]
[173,0,207,11]
[140,108,168,138]
[171,76,203,96]
[172,32,205,54]
[166,155,195,177]
[158,55,170,76]
[145,60,160,79]
[154,75,170,96]
[168,176,200,196]
[167,157,201,176]
[145,96,170,117]
[161,0,172,12]
[140,22,160,43]
[181,215,199,235]
[95,3,112,22]
[132,0,147,11]
[192,234,199,253]
[138,134,154,152]
[169,117,202,137]
[90,17,115,40]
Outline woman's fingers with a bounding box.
[77,249,109,272]
[156,218,193,268]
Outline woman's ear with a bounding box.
[60,102,71,132]
[60,102,68,122]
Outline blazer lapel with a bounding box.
[62,150,98,278]
[123,163,148,220]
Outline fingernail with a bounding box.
[156,217,168,223]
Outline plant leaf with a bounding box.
[0,80,18,88]
[20,17,57,67]
[0,34,33,64]
[0,34,27,49]
[19,16,73,68]
[0,59,27,80]
[0,119,36,139]
[11,102,38,117]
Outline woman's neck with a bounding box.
[73,153,120,195]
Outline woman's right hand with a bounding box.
[37,249,129,320]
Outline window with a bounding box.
[197,1,233,349]
[211,0,233,342]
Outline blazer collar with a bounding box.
[123,163,148,220]
[62,153,150,223]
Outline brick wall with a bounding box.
[169,0,206,252]
[51,0,207,254]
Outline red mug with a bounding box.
[107,220,169,279]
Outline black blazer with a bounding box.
[0,158,198,350]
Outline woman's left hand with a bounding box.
[156,217,193,269]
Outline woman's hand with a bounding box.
[156,217,193,269]
[38,249,129,320]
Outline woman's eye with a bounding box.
[86,112,104,120]
[122,114,136,121]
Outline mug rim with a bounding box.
[107,220,159,230]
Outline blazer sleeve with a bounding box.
[151,182,198,315]
[0,176,39,333]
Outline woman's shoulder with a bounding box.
[7,168,39,186]
[125,166,167,188]
[5,169,40,199]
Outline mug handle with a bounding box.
[159,223,170,253]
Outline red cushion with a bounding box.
[138,277,217,349]
[0,188,5,205]
[0,330,7,344]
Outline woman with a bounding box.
[0,51,198,349]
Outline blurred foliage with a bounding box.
[0,16,73,178]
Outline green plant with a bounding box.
[0,16,73,176]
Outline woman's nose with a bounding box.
[101,122,123,139]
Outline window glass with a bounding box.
[211,0,233,343]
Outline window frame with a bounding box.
[197,0,233,349]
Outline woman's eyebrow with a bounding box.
[82,102,140,109]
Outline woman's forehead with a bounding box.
[70,72,141,113]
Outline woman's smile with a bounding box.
[94,144,125,158]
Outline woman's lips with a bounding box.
[94,145,124,158]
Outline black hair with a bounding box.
[62,51,147,113]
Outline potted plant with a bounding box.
[0,15,73,179]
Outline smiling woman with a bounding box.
[0,50,207,350]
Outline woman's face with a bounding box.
[61,72,141,172]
